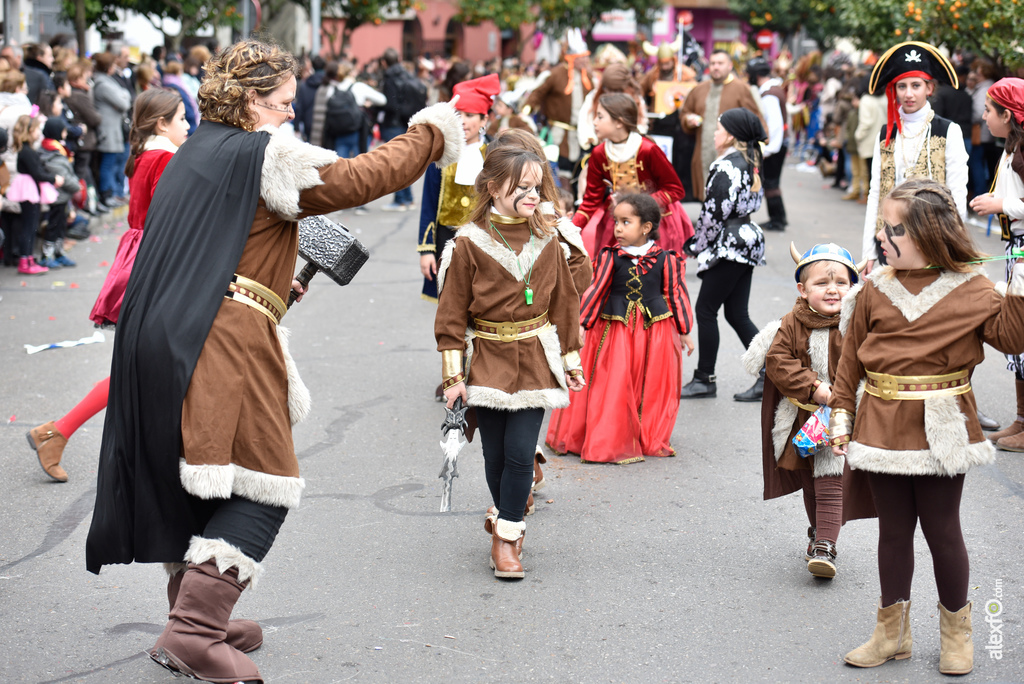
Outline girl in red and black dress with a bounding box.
[27,90,189,482]
[549,192,694,463]
[572,93,693,255]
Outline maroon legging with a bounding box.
[799,471,843,543]
[866,472,969,610]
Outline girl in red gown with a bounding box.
[548,192,694,463]
[572,93,694,255]
[27,89,189,482]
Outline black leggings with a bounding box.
[202,495,288,562]
[867,473,969,610]
[17,201,41,258]
[695,260,759,376]
[475,406,544,523]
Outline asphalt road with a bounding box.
[1,158,1022,683]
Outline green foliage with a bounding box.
[60,0,240,49]
[840,0,1024,69]
[455,0,662,36]
[727,0,848,48]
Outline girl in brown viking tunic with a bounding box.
[435,146,585,579]
[86,40,463,683]
[831,179,1024,675]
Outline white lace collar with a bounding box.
[605,131,643,163]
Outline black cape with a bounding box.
[86,121,270,574]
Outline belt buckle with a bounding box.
[876,373,899,400]
[497,322,518,343]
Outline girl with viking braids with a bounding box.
[832,178,1024,675]
[85,40,464,683]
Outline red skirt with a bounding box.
[581,200,694,256]
[546,310,682,464]
[89,227,142,326]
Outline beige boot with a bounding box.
[844,599,913,667]
[938,602,973,675]
[27,421,68,482]
[991,380,1024,444]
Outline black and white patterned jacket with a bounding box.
[692,149,766,274]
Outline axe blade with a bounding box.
[297,215,370,287]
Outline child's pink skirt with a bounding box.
[7,174,58,204]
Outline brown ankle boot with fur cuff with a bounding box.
[532,446,547,492]
[489,519,525,579]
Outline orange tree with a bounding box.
[840,0,1023,70]
[727,0,850,48]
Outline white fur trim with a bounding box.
[163,562,188,576]
[184,536,264,588]
[464,324,570,410]
[143,135,179,154]
[458,223,553,283]
[495,518,525,541]
[407,101,465,168]
[555,217,589,259]
[868,266,979,322]
[771,400,798,462]
[847,394,995,475]
[258,124,338,220]
[436,237,458,295]
[231,464,305,509]
[179,460,304,509]
[561,242,572,261]
[742,319,782,375]
[179,460,233,500]
[839,281,864,337]
[277,326,311,425]
[995,280,1008,297]
[807,328,843,477]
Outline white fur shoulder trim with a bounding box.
[459,223,553,283]
[839,281,864,337]
[185,536,264,588]
[868,265,979,322]
[742,319,782,375]
[258,124,338,220]
[407,101,465,168]
[555,217,588,259]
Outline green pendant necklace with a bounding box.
[490,222,536,305]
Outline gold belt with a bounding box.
[551,120,576,131]
[473,312,549,343]
[788,397,820,412]
[864,369,970,401]
[225,274,286,325]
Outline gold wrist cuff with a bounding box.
[562,350,582,372]
[830,408,854,439]
[442,349,464,381]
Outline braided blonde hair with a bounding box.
[884,179,982,272]
[198,40,299,131]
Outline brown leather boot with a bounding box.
[525,492,535,516]
[938,602,973,675]
[991,380,1024,444]
[844,599,913,667]
[161,565,263,654]
[489,519,525,579]
[26,421,68,482]
[150,560,263,683]
[532,446,547,492]
[485,506,523,559]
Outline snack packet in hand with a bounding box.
[792,405,832,458]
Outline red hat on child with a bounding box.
[988,78,1024,125]
[452,74,500,115]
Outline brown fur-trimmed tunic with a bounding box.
[435,221,582,410]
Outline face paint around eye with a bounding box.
[884,221,905,258]
[512,186,540,214]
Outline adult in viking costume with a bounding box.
[84,40,462,682]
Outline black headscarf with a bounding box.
[719,108,766,172]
